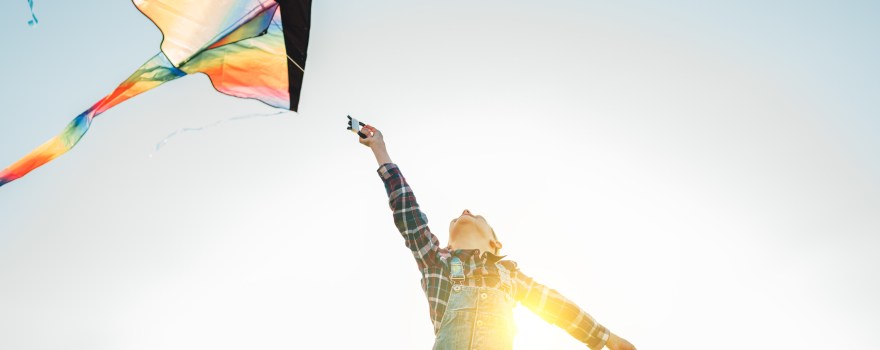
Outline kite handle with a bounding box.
[347,115,368,139]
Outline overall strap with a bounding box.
[495,262,514,295]
[496,262,512,286]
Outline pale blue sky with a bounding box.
[1,1,878,349]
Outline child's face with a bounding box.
[448,209,501,253]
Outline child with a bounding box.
[358,124,636,350]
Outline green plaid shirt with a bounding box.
[378,163,610,350]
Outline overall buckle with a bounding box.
[450,256,465,285]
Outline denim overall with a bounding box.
[433,256,517,350]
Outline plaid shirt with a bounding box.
[378,163,610,350]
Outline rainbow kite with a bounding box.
[1,0,311,187]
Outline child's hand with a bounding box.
[358,125,385,150]
[359,124,393,166]
[606,333,636,350]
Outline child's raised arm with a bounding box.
[360,125,442,270]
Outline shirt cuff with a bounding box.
[376,162,399,180]
[591,330,610,350]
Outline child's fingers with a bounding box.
[358,131,371,143]
[359,124,380,141]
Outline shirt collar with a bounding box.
[451,248,507,262]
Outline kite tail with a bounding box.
[26,0,38,27]
[0,52,186,187]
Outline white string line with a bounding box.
[287,55,305,72]
[148,110,288,157]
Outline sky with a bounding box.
[1,1,878,349]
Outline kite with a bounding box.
[0,0,311,187]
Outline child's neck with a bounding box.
[449,239,492,255]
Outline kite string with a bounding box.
[26,0,38,27]
[148,110,289,157]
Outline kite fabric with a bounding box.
[0,0,311,187]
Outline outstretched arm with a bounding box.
[514,268,636,350]
[360,125,441,270]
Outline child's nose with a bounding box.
[462,209,472,216]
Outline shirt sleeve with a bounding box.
[513,267,610,350]
[377,163,441,270]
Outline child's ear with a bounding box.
[491,240,503,250]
